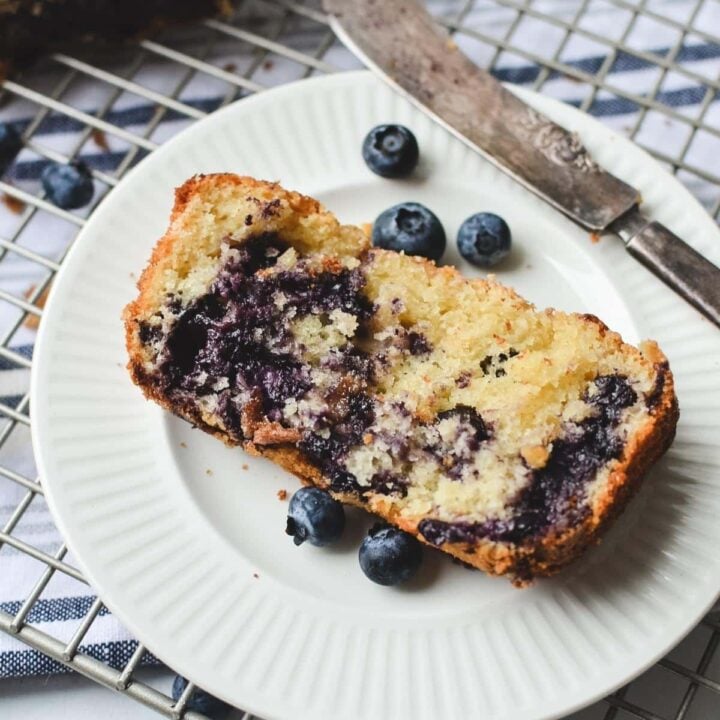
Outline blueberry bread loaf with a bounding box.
[124,174,678,584]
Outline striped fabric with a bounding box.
[1,0,718,679]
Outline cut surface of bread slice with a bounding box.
[124,174,678,584]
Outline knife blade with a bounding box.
[325,0,720,328]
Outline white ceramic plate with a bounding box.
[32,71,720,720]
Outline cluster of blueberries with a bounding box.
[0,122,95,210]
[286,487,423,586]
[363,123,512,267]
[2,119,513,266]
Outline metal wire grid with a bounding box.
[0,1,717,718]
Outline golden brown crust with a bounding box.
[253,357,676,585]
[124,174,679,585]
[124,174,318,334]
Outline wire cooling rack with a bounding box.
[0,1,719,719]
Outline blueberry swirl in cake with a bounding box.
[125,174,678,584]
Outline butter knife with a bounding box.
[325,0,720,328]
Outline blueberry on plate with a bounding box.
[286,487,345,546]
[171,675,232,719]
[372,202,445,262]
[0,123,22,172]
[362,124,419,178]
[457,212,511,268]
[41,161,94,210]
[359,523,423,586]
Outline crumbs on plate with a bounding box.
[22,283,50,330]
[2,192,25,214]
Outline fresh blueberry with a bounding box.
[171,675,232,718]
[286,487,345,546]
[372,202,446,262]
[41,161,94,210]
[362,124,419,178]
[456,212,512,267]
[359,523,423,586]
[0,123,22,173]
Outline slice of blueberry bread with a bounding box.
[124,174,678,584]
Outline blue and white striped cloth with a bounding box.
[1,0,719,679]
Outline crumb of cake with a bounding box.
[180,441,187,448]
[590,232,600,243]
[223,62,237,73]
[242,464,249,470]
[277,489,288,501]
[2,193,25,214]
[253,572,259,578]
[521,444,549,469]
[91,128,109,151]
[240,394,264,437]
[205,468,213,476]
[22,284,50,330]
[252,422,301,445]
[262,59,274,70]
